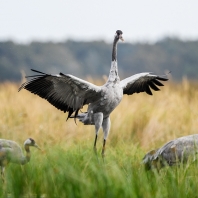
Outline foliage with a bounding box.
[0,81,198,197]
[1,38,198,82]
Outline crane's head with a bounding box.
[115,30,124,41]
[24,138,41,150]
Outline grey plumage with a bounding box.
[19,30,168,156]
[0,138,40,180]
[143,134,198,170]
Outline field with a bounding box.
[0,79,198,198]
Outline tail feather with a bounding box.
[69,112,94,125]
[69,112,87,123]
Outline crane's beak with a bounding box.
[119,35,124,41]
[34,143,41,150]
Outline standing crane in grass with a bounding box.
[143,134,198,170]
[19,30,168,157]
[0,138,40,181]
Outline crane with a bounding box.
[19,30,168,157]
[0,138,40,180]
[143,134,198,170]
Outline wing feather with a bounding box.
[152,79,164,86]
[148,81,160,91]
[145,85,152,95]
[19,69,102,119]
[120,72,168,95]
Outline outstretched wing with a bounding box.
[120,72,168,95]
[19,69,102,119]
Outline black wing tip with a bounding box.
[18,82,27,92]
[31,69,47,74]
[25,69,49,78]
[157,74,169,81]
[157,71,171,81]
[158,77,168,81]
[19,69,48,91]
[147,92,153,96]
[59,72,66,76]
[18,85,23,92]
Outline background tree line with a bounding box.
[0,37,198,82]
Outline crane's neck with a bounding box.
[21,145,31,165]
[107,36,120,83]
[112,35,119,61]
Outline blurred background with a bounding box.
[0,0,198,82]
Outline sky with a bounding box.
[1,0,198,43]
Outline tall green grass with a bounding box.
[2,144,198,198]
[0,80,198,197]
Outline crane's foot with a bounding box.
[101,147,105,162]
[101,150,105,162]
[93,146,100,163]
[93,146,97,155]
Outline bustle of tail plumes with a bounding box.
[69,112,94,125]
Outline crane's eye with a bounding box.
[29,138,35,144]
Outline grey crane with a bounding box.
[0,138,40,180]
[143,134,198,170]
[19,30,168,157]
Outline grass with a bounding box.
[0,79,198,197]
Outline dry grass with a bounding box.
[0,79,198,152]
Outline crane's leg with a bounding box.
[93,113,103,154]
[102,116,111,159]
[93,134,98,154]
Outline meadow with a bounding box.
[0,78,198,198]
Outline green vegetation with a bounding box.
[3,145,198,198]
[0,81,198,197]
[1,38,198,82]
